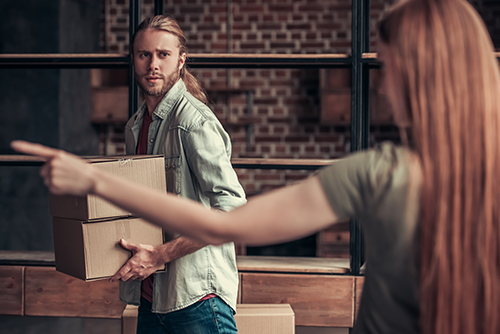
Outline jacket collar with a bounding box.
[134,79,186,125]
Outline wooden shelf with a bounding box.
[0,155,337,170]
[0,250,55,266]
[236,255,349,274]
[0,53,352,69]
[231,158,336,170]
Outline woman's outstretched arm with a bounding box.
[11,140,341,246]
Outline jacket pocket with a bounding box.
[164,156,182,195]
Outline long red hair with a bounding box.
[379,0,500,332]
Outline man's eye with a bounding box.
[161,53,168,57]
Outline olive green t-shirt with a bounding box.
[318,142,420,334]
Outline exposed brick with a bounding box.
[330,41,351,48]
[337,32,347,39]
[110,27,128,32]
[255,136,282,143]
[258,125,270,133]
[276,33,287,40]
[180,6,204,14]
[255,174,282,181]
[285,174,309,181]
[233,14,245,22]
[233,23,253,30]
[248,15,259,22]
[261,145,271,153]
[268,4,294,12]
[239,79,265,88]
[263,14,274,22]
[198,24,222,31]
[328,4,351,11]
[286,23,311,30]
[102,0,414,195]
[270,42,295,49]
[285,135,310,142]
[268,117,292,123]
[255,97,278,104]
[240,42,266,50]
[297,116,320,123]
[188,42,205,49]
[209,5,226,13]
[298,4,326,12]
[316,23,342,30]
[240,5,265,13]
[304,145,316,153]
[273,125,286,133]
[257,23,282,30]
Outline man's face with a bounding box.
[132,29,186,97]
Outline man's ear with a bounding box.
[178,52,187,71]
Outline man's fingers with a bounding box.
[109,264,130,283]
[10,140,60,159]
[120,239,140,253]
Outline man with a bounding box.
[109,15,246,334]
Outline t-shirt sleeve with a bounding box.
[317,142,408,221]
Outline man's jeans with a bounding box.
[137,297,238,334]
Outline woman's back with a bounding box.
[319,143,420,333]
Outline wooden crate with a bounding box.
[24,266,125,318]
[237,256,354,327]
[0,266,24,315]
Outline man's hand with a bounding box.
[109,239,165,283]
[109,237,208,283]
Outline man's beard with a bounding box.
[136,70,180,97]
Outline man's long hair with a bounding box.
[131,15,208,104]
[379,0,500,332]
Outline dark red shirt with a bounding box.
[137,110,215,304]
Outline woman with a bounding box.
[11,0,500,332]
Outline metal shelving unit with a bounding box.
[0,0,378,277]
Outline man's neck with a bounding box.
[145,95,165,117]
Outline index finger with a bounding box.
[10,140,61,160]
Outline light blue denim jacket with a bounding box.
[120,79,246,313]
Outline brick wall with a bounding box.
[100,0,398,196]
[99,0,497,196]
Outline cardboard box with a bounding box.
[235,304,295,334]
[52,216,164,281]
[50,155,166,221]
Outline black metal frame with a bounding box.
[0,0,375,277]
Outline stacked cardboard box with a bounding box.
[50,155,166,281]
[121,304,295,334]
[234,304,295,334]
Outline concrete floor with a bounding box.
[0,316,349,334]
[0,316,121,334]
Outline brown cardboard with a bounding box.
[50,155,166,220]
[52,216,164,281]
[121,305,139,334]
[235,304,295,334]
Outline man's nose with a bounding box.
[148,54,159,71]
